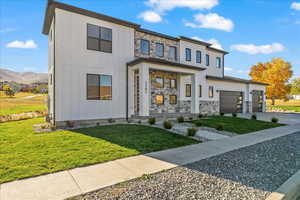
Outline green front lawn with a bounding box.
[267,105,300,112]
[193,116,283,134]
[0,118,198,184]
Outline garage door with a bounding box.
[220,91,243,113]
[252,90,263,112]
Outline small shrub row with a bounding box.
[163,121,173,129]
[187,127,197,136]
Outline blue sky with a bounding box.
[0,0,299,80]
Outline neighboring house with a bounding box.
[291,95,300,100]
[43,0,267,126]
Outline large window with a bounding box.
[87,74,112,100]
[186,84,191,97]
[206,54,210,66]
[152,77,164,88]
[156,95,164,104]
[185,48,191,61]
[169,95,177,104]
[196,50,201,63]
[156,43,164,57]
[209,86,214,98]
[168,46,177,61]
[140,39,150,55]
[87,24,112,53]
[216,57,221,68]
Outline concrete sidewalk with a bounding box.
[1,124,300,200]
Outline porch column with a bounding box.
[139,64,150,116]
[191,73,200,114]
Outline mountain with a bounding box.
[0,68,48,84]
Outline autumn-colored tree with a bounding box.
[249,58,293,105]
[290,77,300,95]
[3,84,15,97]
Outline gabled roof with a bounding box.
[127,57,205,71]
[206,75,268,86]
[43,0,140,35]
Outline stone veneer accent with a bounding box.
[199,100,219,115]
[135,31,179,62]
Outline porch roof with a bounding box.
[127,57,206,71]
[206,75,269,86]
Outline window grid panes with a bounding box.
[87,74,112,100]
[185,48,191,61]
[156,95,164,104]
[156,43,164,57]
[87,24,112,53]
[196,51,201,63]
[199,85,202,97]
[206,54,210,66]
[141,39,150,55]
[168,46,177,61]
[169,95,177,104]
[170,79,176,89]
[216,57,221,68]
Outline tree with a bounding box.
[249,58,293,105]
[3,84,15,97]
[290,77,300,95]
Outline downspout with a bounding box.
[53,11,56,126]
[126,64,129,121]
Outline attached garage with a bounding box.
[220,91,243,113]
[252,90,263,112]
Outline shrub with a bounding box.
[177,116,184,123]
[216,123,224,131]
[187,127,197,136]
[232,113,237,117]
[198,114,203,118]
[251,114,257,120]
[189,117,193,121]
[220,112,224,116]
[66,120,75,128]
[271,117,279,123]
[108,118,115,123]
[195,121,202,127]
[138,120,142,124]
[163,120,172,129]
[148,117,156,125]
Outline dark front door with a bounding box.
[252,90,263,112]
[220,91,243,113]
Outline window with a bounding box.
[156,95,164,104]
[168,46,177,60]
[186,84,191,97]
[199,85,202,97]
[206,54,210,66]
[87,24,112,53]
[196,51,201,63]
[169,95,177,104]
[185,48,191,61]
[156,43,164,57]
[170,79,176,89]
[87,74,112,100]
[209,86,214,98]
[140,39,150,55]
[152,77,164,88]
[216,57,221,68]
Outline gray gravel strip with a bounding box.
[71,131,300,200]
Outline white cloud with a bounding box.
[6,40,37,49]
[185,13,234,32]
[146,0,219,12]
[23,67,37,72]
[0,28,16,34]
[138,11,162,23]
[191,36,223,50]
[224,67,233,71]
[291,2,300,10]
[296,20,300,24]
[230,43,284,54]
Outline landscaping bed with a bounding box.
[0,118,198,183]
[192,116,283,134]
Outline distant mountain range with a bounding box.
[0,68,48,84]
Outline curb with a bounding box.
[265,170,300,200]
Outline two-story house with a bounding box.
[43,0,267,127]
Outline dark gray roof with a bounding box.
[206,75,268,86]
[127,57,205,71]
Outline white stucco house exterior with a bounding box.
[43,0,268,126]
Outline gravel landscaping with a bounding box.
[71,131,300,200]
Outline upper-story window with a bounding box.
[206,54,210,66]
[140,39,150,55]
[216,57,221,68]
[168,46,177,61]
[185,48,191,61]
[196,51,201,64]
[87,24,112,53]
[156,43,164,57]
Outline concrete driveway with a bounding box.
[234,112,300,125]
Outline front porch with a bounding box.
[127,58,205,118]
